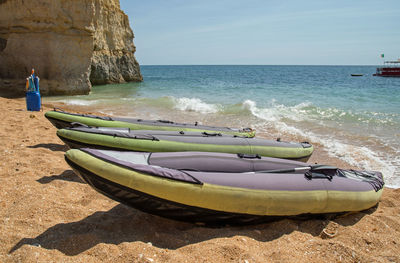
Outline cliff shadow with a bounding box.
[36,170,84,184]
[0,91,25,99]
[9,204,375,256]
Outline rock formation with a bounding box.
[0,0,142,96]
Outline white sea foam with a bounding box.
[242,100,279,122]
[55,99,99,106]
[306,131,397,187]
[244,100,399,188]
[242,99,313,122]
[243,99,397,126]
[173,97,220,114]
[278,122,398,187]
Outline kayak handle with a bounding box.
[305,171,333,181]
[202,132,222,137]
[157,119,174,124]
[237,153,261,159]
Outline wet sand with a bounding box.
[1,97,399,262]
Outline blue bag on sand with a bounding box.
[26,69,41,111]
[26,91,41,111]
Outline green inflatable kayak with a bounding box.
[65,148,383,224]
[57,126,314,161]
[45,109,255,137]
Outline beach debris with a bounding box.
[320,222,339,239]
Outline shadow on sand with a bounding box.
[9,204,377,256]
[0,92,25,99]
[36,170,84,184]
[28,143,68,152]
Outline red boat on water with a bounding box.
[373,61,400,77]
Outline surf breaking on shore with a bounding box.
[44,95,399,188]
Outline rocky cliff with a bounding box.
[0,0,142,96]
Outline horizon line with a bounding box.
[139,64,381,66]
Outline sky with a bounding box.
[120,0,400,65]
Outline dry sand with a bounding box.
[0,97,399,263]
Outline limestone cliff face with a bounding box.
[90,0,142,85]
[0,0,142,96]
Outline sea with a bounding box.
[43,65,400,188]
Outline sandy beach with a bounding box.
[1,96,399,263]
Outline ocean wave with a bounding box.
[54,99,100,106]
[314,136,397,188]
[310,108,397,126]
[50,95,397,127]
[173,97,221,114]
[242,99,312,122]
[243,100,398,187]
[276,120,398,188]
[242,99,397,126]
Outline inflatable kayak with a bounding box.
[57,126,314,161]
[45,109,255,137]
[65,149,384,224]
